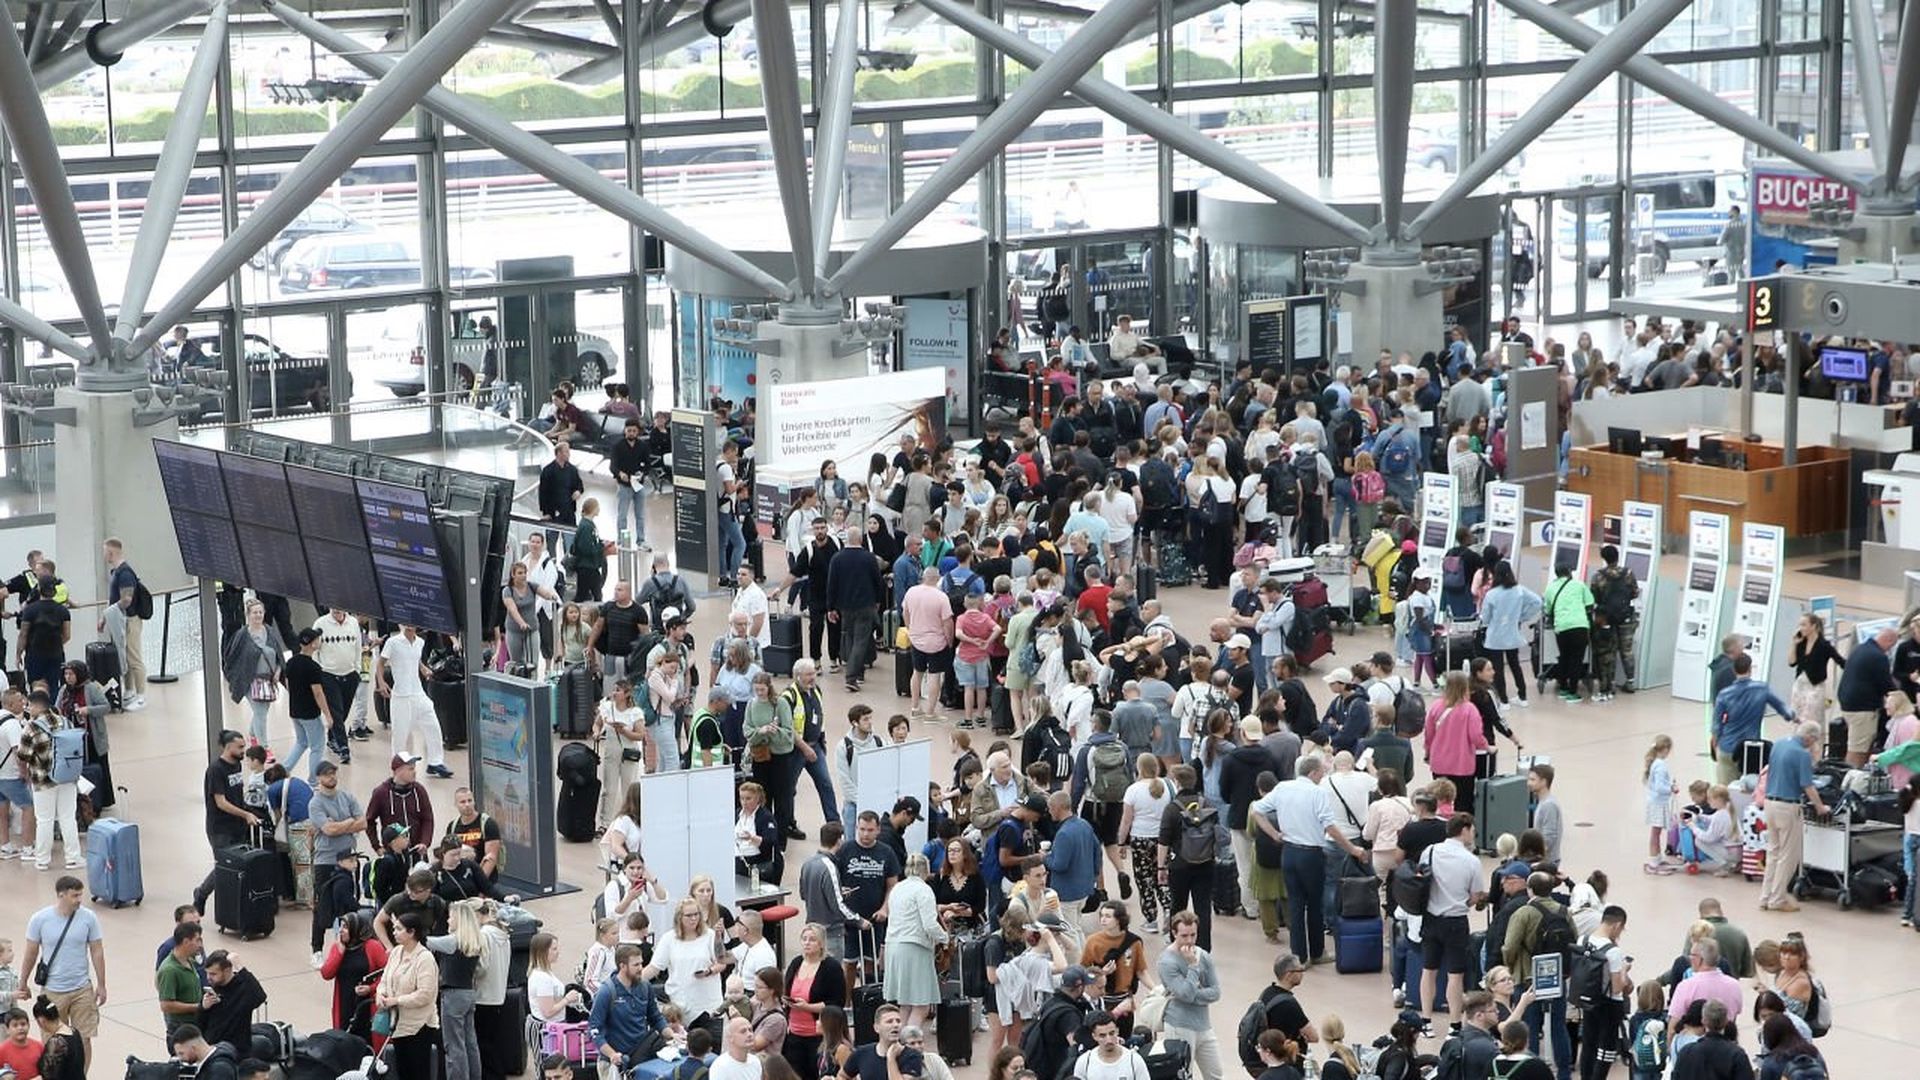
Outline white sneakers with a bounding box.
[124,695,146,711]
[0,845,18,859]
[311,951,326,970]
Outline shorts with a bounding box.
[0,777,31,807]
[1109,536,1136,565]
[1080,800,1124,845]
[45,985,98,1037]
[954,658,991,689]
[1843,709,1880,754]
[1420,913,1473,974]
[911,647,953,675]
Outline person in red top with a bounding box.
[0,1006,44,1079]
[1076,564,1114,634]
[952,593,1001,731]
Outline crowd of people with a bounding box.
[6,313,1912,1080]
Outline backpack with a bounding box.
[1567,940,1613,1011]
[1593,567,1636,625]
[1434,1033,1467,1080]
[1528,899,1577,962]
[1262,462,1299,518]
[1087,739,1131,803]
[1627,1014,1669,1072]
[1377,428,1415,478]
[1139,458,1177,510]
[1805,976,1832,1037]
[1018,638,1042,678]
[885,482,909,514]
[982,819,1024,892]
[1353,470,1385,504]
[1197,481,1234,528]
[1781,1053,1829,1080]
[1441,554,1468,594]
[1390,683,1426,738]
[1173,797,1218,864]
[1389,848,1432,915]
[1235,987,1284,1075]
[944,569,979,616]
[33,719,85,785]
[1034,723,1073,786]
[1292,448,1323,494]
[1020,997,1085,1080]
[130,580,155,620]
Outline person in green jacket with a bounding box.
[1543,560,1595,704]
[571,498,609,603]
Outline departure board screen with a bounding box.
[169,508,248,585]
[357,479,456,632]
[153,440,231,518]
[219,453,297,528]
[303,537,387,619]
[287,463,384,619]
[220,453,314,603]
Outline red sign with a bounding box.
[1753,171,1856,223]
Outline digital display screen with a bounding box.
[1488,532,1513,558]
[357,479,456,632]
[168,510,248,585]
[1742,576,1771,605]
[1819,346,1869,381]
[1624,550,1652,584]
[1689,563,1719,592]
[370,551,456,632]
[219,453,297,528]
[152,440,231,518]
[304,537,387,619]
[287,464,372,547]
[1420,519,1449,550]
[234,525,315,603]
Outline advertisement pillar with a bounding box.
[472,672,571,898]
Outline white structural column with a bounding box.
[0,295,89,362]
[749,0,816,297]
[31,0,212,91]
[264,0,793,300]
[115,3,231,345]
[1848,0,1892,177]
[129,0,543,357]
[1373,0,1417,247]
[809,0,863,278]
[1883,0,1920,190]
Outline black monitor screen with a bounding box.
[168,510,248,585]
[1607,426,1643,456]
[1819,346,1869,381]
[304,537,387,619]
[357,479,456,632]
[288,463,374,547]
[1689,562,1718,592]
[1742,576,1771,606]
[219,453,297,528]
[152,440,231,518]
[1420,519,1449,550]
[234,524,315,603]
[369,551,456,632]
[1624,550,1652,583]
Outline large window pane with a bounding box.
[639,134,777,219]
[10,168,229,322]
[446,10,624,131]
[239,155,428,301]
[446,144,631,279]
[1172,94,1318,189]
[227,18,414,151]
[1162,1,1320,88]
[855,6,978,105]
[1005,109,1158,235]
[237,311,334,425]
[1484,74,1617,188]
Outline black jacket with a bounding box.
[1220,744,1275,830]
[192,1045,243,1080]
[825,547,885,612]
[200,969,267,1058]
[1022,990,1091,1080]
[1671,1033,1756,1080]
[804,539,840,611]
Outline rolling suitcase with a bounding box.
[880,609,903,653]
[1333,914,1384,973]
[1158,542,1193,587]
[214,841,279,939]
[553,668,595,738]
[430,673,468,749]
[1473,772,1531,856]
[1134,563,1157,603]
[770,613,802,651]
[764,644,800,677]
[991,685,1015,735]
[85,817,142,908]
[936,989,973,1065]
[555,742,600,843]
[1740,739,1771,777]
[85,640,121,685]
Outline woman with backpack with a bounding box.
[1422,672,1489,823]
[1185,456,1237,590]
[1755,1014,1827,1080]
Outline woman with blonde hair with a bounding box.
[644,898,728,1037]
[1423,670,1489,816]
[883,852,946,1029]
[1118,753,1173,933]
[688,873,737,944]
[1316,1014,1363,1080]
[424,899,486,1080]
[593,677,650,831]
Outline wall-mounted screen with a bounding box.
[287,463,384,619]
[1819,346,1869,381]
[1689,562,1719,593]
[357,479,456,632]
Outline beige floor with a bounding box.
[3,527,1916,1077]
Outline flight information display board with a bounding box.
[287,463,385,619]
[152,440,247,584]
[357,479,457,632]
[219,455,316,604]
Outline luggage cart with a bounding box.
[1310,544,1357,633]
[1794,798,1903,909]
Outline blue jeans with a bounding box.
[1386,475,1418,513]
[615,483,646,545]
[801,741,838,824]
[1249,640,1268,693]
[841,800,860,837]
[1905,833,1920,924]
[1458,503,1484,529]
[1524,993,1572,1080]
[719,517,747,580]
[1281,844,1328,961]
[246,698,270,744]
[284,716,327,782]
[1330,477,1356,544]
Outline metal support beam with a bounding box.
[591,0,624,38]
[1375,0,1417,244]
[32,0,212,91]
[827,0,1161,293]
[749,0,817,297]
[1409,0,1690,239]
[921,0,1371,245]
[40,3,90,59]
[810,0,862,277]
[486,25,619,59]
[116,3,229,344]
[265,0,794,300]
[564,0,750,83]
[0,5,113,365]
[1551,0,1612,14]
[1846,0,1889,175]
[130,0,526,356]
[0,296,91,363]
[1506,0,1859,189]
[1884,0,1920,189]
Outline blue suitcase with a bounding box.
[86,818,143,908]
[1334,913,1382,974]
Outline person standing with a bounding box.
[1709,654,1794,786]
[375,911,443,1076]
[1156,765,1219,950]
[1758,722,1827,914]
[610,418,650,547]
[192,731,257,914]
[826,530,884,693]
[376,625,454,780]
[1835,626,1897,767]
[1577,906,1635,1080]
[307,760,366,967]
[1420,814,1486,1026]
[570,498,609,604]
[537,441,585,551]
[1155,913,1223,1080]
[221,601,286,747]
[836,812,901,974]
[1251,754,1370,966]
[13,581,71,699]
[312,609,367,764]
[282,629,331,784]
[14,876,107,1072]
[1718,207,1747,282]
[1543,560,1594,703]
[19,691,82,872]
[802,518,842,668]
[782,661,836,835]
[901,568,955,721]
[97,538,146,711]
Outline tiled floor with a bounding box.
[3,479,1915,1077]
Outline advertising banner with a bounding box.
[473,673,561,895]
[904,296,972,421]
[764,367,948,470]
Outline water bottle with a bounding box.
[750,864,761,891]
[1301,1056,1317,1080]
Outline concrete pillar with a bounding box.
[53,389,186,605]
[1836,210,1920,264]
[1342,262,1443,364]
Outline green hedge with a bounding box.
[1125,48,1237,85]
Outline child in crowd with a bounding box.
[1680,784,1736,875]
[1429,778,1457,818]
[1623,981,1670,1080]
[1351,451,1385,544]
[0,1006,42,1080]
[579,917,619,998]
[1672,779,1713,856]
[0,939,15,1002]
[1643,735,1678,874]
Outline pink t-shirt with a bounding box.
[1887,715,1920,788]
[902,584,955,653]
[954,609,998,664]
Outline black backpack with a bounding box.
[1594,566,1637,625]
[1567,940,1613,1010]
[1198,482,1234,528]
[1236,987,1284,1074]
[1529,899,1578,963]
[1173,796,1219,864]
[1034,721,1073,786]
[130,580,155,620]
[1262,462,1299,518]
[944,568,978,616]
[1291,448,1323,494]
[1139,458,1177,510]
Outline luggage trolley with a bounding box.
[1310,544,1358,632]
[1794,793,1903,909]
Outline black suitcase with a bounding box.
[498,908,543,987]
[555,742,600,842]
[1826,718,1849,763]
[1212,859,1239,916]
[430,673,468,749]
[214,843,278,939]
[85,640,120,685]
[940,673,963,710]
[770,613,802,650]
[555,668,595,738]
[81,760,115,813]
[895,653,912,697]
[1850,861,1903,908]
[1142,1037,1191,1080]
[991,686,1015,735]
[936,990,973,1065]
[765,644,800,678]
[288,1029,371,1080]
[1135,563,1157,603]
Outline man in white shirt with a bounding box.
[731,564,771,649]
[1107,315,1162,376]
[1251,754,1369,967]
[710,1016,762,1080]
[312,608,367,761]
[729,910,777,979]
[374,626,452,779]
[1420,814,1487,1023]
[1071,1010,1150,1080]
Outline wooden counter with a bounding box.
[1567,438,1851,539]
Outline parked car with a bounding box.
[370,305,617,397]
[248,201,365,272]
[1409,125,1527,177]
[277,231,496,293]
[167,332,346,416]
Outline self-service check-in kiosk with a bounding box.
[1418,471,1457,580]
[1672,511,1731,702]
[1549,491,1592,582]
[1485,482,1525,579]
[1622,499,1678,690]
[1733,522,1789,700]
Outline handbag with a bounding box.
[371,1006,397,1037]
[249,676,279,703]
[33,910,77,986]
[620,748,644,764]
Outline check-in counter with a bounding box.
[1567,437,1851,540]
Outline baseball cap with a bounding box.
[895,1049,925,1078]
[659,606,681,623]
[381,823,410,845]
[1323,666,1355,686]
[1019,793,1049,816]
[391,753,422,771]
[1497,860,1531,881]
[315,760,339,776]
[892,796,923,821]
[1060,965,1095,990]
[1226,634,1252,651]
[1412,566,1434,582]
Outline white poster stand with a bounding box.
[637,765,739,910]
[855,738,935,855]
